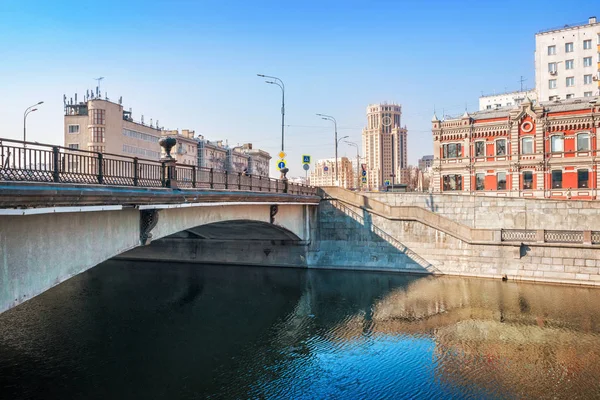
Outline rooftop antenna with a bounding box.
[94,77,104,96]
[519,76,527,92]
[118,96,122,105]
[141,115,144,124]
[75,93,77,103]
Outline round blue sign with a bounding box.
[324,166,329,172]
[277,161,286,169]
[362,170,367,176]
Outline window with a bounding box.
[475,141,485,157]
[506,102,512,106]
[552,170,562,188]
[584,57,592,67]
[551,135,564,152]
[497,172,507,190]
[577,133,590,151]
[548,62,557,72]
[68,143,79,150]
[585,91,593,97]
[549,79,557,89]
[578,169,589,188]
[442,175,462,191]
[476,173,485,190]
[496,139,506,156]
[486,105,492,110]
[565,42,574,53]
[584,74,593,84]
[68,125,80,134]
[521,137,533,154]
[566,77,574,87]
[584,39,592,49]
[523,171,533,190]
[548,45,556,55]
[565,59,574,69]
[442,143,461,158]
[91,127,105,143]
[90,109,106,125]
[566,94,574,99]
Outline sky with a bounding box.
[0,0,596,177]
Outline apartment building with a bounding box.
[362,103,408,190]
[64,95,162,160]
[309,157,354,189]
[479,89,537,110]
[161,129,197,165]
[432,97,600,200]
[241,143,271,177]
[535,16,600,101]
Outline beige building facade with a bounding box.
[161,129,197,165]
[362,103,408,190]
[196,137,229,171]
[535,16,600,101]
[242,143,271,177]
[309,157,354,188]
[64,97,162,160]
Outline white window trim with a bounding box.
[576,132,591,152]
[443,142,462,159]
[474,140,486,157]
[494,138,507,156]
[550,134,564,153]
[67,124,80,134]
[521,136,534,154]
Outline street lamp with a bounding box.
[257,74,285,153]
[345,140,361,189]
[24,101,43,144]
[316,113,341,184]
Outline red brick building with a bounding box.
[432,97,600,199]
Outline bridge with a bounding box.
[3,137,600,315]
[0,138,319,313]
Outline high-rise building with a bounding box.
[309,157,354,188]
[418,155,434,171]
[362,103,408,190]
[535,16,600,102]
[64,95,162,160]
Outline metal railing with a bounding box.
[0,138,316,196]
[501,229,600,245]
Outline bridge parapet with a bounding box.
[0,137,315,196]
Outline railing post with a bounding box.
[225,170,228,189]
[250,175,253,191]
[97,153,104,184]
[259,176,262,191]
[133,157,139,186]
[161,162,166,187]
[284,179,289,194]
[52,146,60,182]
[238,172,242,190]
[209,168,214,189]
[192,165,196,188]
[162,159,178,188]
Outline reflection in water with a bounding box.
[1,261,600,399]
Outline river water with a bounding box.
[1,261,600,399]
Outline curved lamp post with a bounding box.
[257,74,285,153]
[345,140,361,189]
[24,101,43,144]
[316,113,340,184]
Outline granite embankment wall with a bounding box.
[363,192,600,230]
[317,188,600,286]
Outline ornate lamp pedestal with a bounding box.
[159,136,178,189]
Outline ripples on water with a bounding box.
[1,261,600,399]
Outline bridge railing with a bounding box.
[0,138,316,195]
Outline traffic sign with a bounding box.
[324,166,329,172]
[278,151,286,159]
[384,180,391,186]
[277,159,287,170]
[362,170,367,177]
[303,164,310,171]
[302,155,311,164]
[361,177,367,183]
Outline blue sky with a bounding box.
[0,0,595,177]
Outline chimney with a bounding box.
[590,16,597,24]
